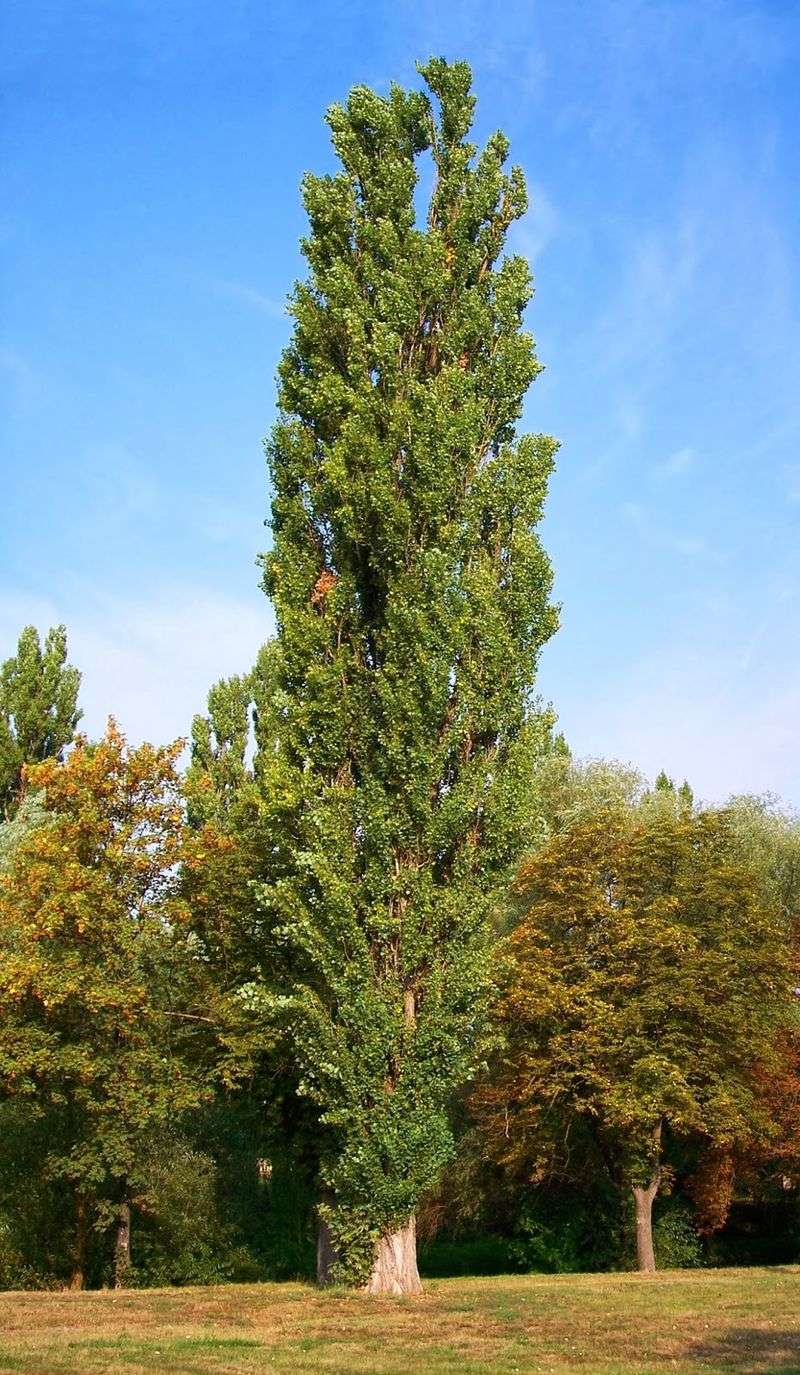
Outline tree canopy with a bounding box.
[0,723,208,1286]
[473,797,798,1270]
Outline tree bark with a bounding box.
[631,1121,662,1273]
[316,1216,338,1286]
[114,1200,131,1289]
[364,1215,422,1296]
[632,1179,658,1273]
[68,1194,87,1290]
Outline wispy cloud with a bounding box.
[652,446,695,480]
[208,278,287,318]
[619,499,711,560]
[509,182,559,264]
[547,627,800,807]
[0,586,272,748]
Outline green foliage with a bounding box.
[0,626,81,815]
[508,1192,622,1275]
[0,724,211,1279]
[128,1139,263,1287]
[473,794,798,1270]
[0,791,49,872]
[0,1100,71,1289]
[185,672,259,829]
[256,57,558,1283]
[418,1234,515,1276]
[651,1198,703,1270]
[650,770,694,812]
[723,792,800,920]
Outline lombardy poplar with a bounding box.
[0,626,81,815]
[259,58,559,1291]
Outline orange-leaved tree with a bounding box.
[473,802,797,1272]
[0,722,209,1287]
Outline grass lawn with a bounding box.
[0,1268,797,1375]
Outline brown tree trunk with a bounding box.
[364,1215,422,1296]
[69,1194,87,1290]
[114,1200,131,1288]
[632,1179,658,1273]
[631,1121,662,1273]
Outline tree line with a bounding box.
[1,59,798,1294]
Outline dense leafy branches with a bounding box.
[257,58,558,1287]
[473,797,798,1270]
[0,625,81,815]
[0,724,208,1285]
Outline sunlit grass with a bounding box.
[0,1267,798,1374]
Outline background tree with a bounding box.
[0,625,81,815]
[473,804,797,1272]
[183,660,321,1272]
[0,723,208,1287]
[257,57,559,1291]
[186,671,258,829]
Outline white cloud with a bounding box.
[509,182,559,264]
[0,586,272,748]
[652,446,695,480]
[207,278,288,319]
[544,594,800,808]
[619,499,711,560]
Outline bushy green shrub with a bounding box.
[128,1141,261,1287]
[652,1198,704,1269]
[508,1189,624,1274]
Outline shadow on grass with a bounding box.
[689,1328,800,1373]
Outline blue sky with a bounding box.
[2,0,799,803]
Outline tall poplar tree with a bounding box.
[0,625,81,815]
[259,58,558,1292]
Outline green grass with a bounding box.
[0,1268,798,1374]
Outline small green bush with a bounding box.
[652,1199,703,1270]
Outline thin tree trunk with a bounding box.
[68,1194,87,1290]
[364,1215,422,1296]
[631,1120,662,1274]
[114,1200,131,1289]
[316,1215,338,1286]
[632,1179,658,1273]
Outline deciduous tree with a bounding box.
[0,723,207,1287]
[257,57,559,1290]
[474,804,796,1272]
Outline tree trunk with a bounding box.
[316,1215,338,1285]
[114,1200,131,1288]
[632,1179,658,1273]
[631,1121,662,1273]
[364,1215,422,1296]
[68,1194,87,1290]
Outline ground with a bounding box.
[0,1268,797,1375]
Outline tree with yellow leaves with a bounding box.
[0,723,208,1287]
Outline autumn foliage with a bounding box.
[0,723,207,1285]
[471,801,799,1270]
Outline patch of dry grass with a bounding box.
[0,1267,797,1374]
